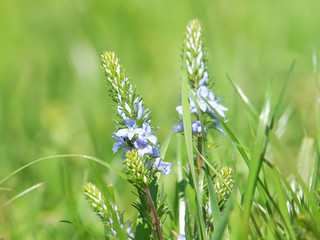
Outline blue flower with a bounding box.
[199,71,208,86]
[196,86,211,112]
[196,86,228,118]
[177,234,186,240]
[117,105,127,119]
[134,98,147,120]
[192,120,206,134]
[213,117,226,136]
[151,144,161,158]
[207,96,228,118]
[154,158,172,175]
[173,122,184,132]
[115,118,144,140]
[134,139,153,156]
[112,134,125,153]
[176,94,197,116]
[138,123,158,145]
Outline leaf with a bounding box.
[205,167,221,223]
[211,193,235,240]
[242,77,272,239]
[226,73,258,119]
[273,171,297,239]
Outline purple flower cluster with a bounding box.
[173,71,228,136]
[102,51,171,176]
[113,100,171,176]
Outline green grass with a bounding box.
[1,0,320,239]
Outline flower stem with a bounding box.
[197,133,203,175]
[145,186,163,240]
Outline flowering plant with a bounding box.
[1,17,320,240]
[82,19,234,240]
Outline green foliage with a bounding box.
[1,2,320,239]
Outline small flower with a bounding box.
[151,144,161,158]
[117,105,127,119]
[213,118,226,136]
[177,234,186,240]
[176,94,197,116]
[134,139,153,156]
[207,95,228,118]
[173,122,184,132]
[154,158,172,175]
[172,231,186,240]
[138,123,158,145]
[112,134,125,153]
[191,120,205,134]
[134,98,148,120]
[196,86,228,118]
[116,118,143,140]
[199,71,208,86]
[197,85,214,111]
[126,223,135,239]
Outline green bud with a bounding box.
[184,19,208,89]
[125,150,151,187]
[83,183,109,224]
[215,166,235,210]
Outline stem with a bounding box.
[145,186,164,240]
[194,133,203,236]
[197,133,203,175]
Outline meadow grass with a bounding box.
[1,1,320,239]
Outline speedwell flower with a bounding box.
[154,158,172,175]
[115,118,143,141]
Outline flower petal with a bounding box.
[148,135,158,145]
[116,129,129,137]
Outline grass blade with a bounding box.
[211,193,235,240]
[226,73,259,119]
[205,167,221,223]
[177,135,186,235]
[181,48,206,239]
[273,171,297,239]
[242,77,272,239]
[160,130,173,160]
[0,154,127,186]
[1,182,45,207]
[272,60,296,123]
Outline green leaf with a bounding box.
[177,135,187,235]
[160,130,173,160]
[211,193,235,240]
[185,201,194,240]
[272,60,296,124]
[273,171,297,239]
[205,167,221,223]
[226,73,258,119]
[135,218,151,240]
[242,77,272,239]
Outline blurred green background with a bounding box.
[1,0,320,238]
